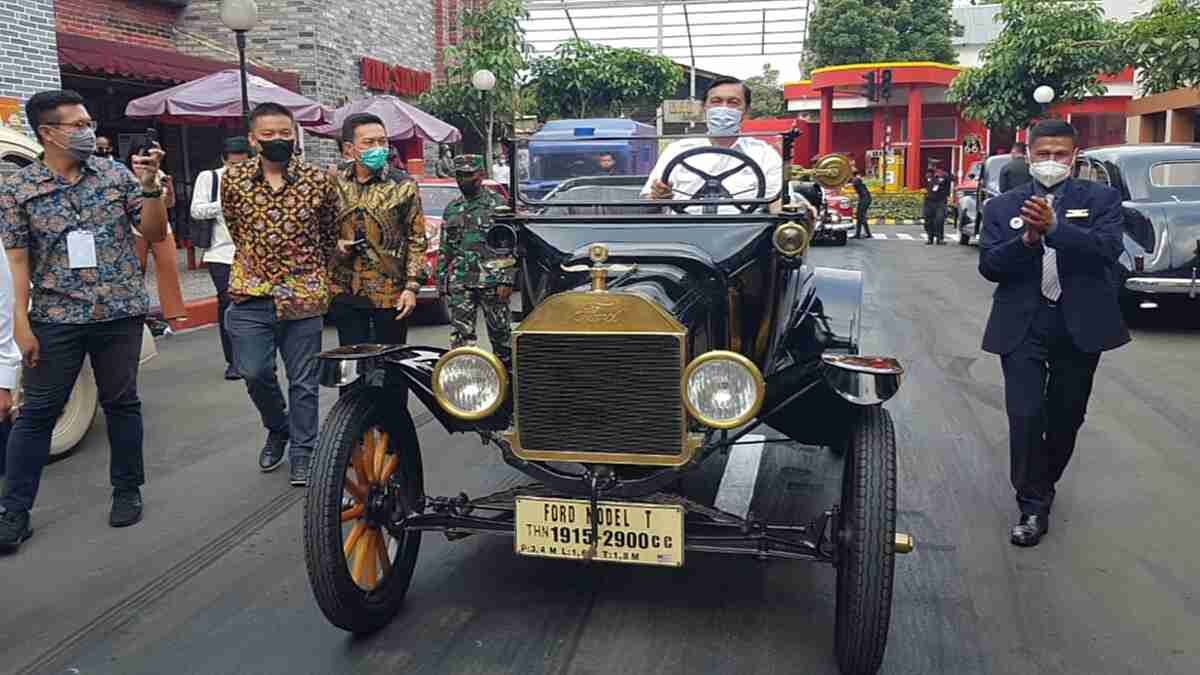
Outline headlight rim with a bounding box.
[432,346,509,421]
[682,350,766,430]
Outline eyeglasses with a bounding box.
[43,121,99,131]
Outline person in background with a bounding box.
[595,152,619,176]
[979,119,1129,547]
[435,144,455,178]
[0,238,22,483]
[95,135,114,159]
[126,143,188,330]
[999,142,1033,194]
[221,102,338,487]
[0,89,168,551]
[493,155,511,185]
[329,113,426,390]
[439,155,514,369]
[851,169,873,240]
[923,162,954,245]
[190,137,254,381]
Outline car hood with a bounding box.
[1121,201,1200,272]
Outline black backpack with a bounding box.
[191,170,220,249]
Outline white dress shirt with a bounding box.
[640,136,783,214]
[190,167,236,266]
[493,163,511,185]
[0,240,23,390]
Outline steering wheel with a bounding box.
[659,146,767,214]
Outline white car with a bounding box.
[1,126,158,459]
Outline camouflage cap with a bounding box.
[453,154,485,173]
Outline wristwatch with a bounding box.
[142,188,164,199]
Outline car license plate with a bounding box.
[514,496,684,567]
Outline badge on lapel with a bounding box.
[1066,209,1089,219]
[1010,216,1024,230]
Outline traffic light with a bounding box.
[862,71,878,102]
[880,69,893,101]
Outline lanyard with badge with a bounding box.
[62,183,98,270]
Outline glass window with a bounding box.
[1072,113,1125,149]
[1150,161,1200,187]
[417,185,458,218]
[896,117,958,141]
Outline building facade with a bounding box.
[0,0,61,130]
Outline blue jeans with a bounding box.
[226,298,322,461]
[2,316,145,514]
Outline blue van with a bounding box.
[522,118,658,200]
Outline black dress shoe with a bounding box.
[259,434,288,473]
[110,488,144,528]
[224,365,241,381]
[1010,513,1049,547]
[0,509,32,551]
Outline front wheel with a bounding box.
[304,388,424,634]
[834,405,897,675]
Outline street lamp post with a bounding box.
[1033,85,1056,116]
[220,0,259,133]
[472,69,497,176]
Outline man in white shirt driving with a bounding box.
[642,77,783,214]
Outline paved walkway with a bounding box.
[144,247,214,312]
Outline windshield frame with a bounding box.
[505,131,797,213]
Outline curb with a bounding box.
[873,218,927,226]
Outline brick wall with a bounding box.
[0,0,61,132]
[56,0,178,49]
[176,0,437,167]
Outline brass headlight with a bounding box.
[773,222,810,257]
[683,351,766,429]
[432,347,508,420]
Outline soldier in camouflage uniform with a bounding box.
[438,155,514,367]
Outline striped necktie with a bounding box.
[1041,193,1062,302]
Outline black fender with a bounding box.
[318,345,508,435]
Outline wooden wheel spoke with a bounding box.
[353,441,375,484]
[343,520,367,558]
[374,531,391,580]
[341,504,364,522]
[362,532,378,590]
[350,534,372,587]
[373,431,390,482]
[378,455,399,484]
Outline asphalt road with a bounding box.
[2,227,1198,675]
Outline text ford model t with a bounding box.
[303,131,911,674]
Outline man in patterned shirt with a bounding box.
[0,90,168,551]
[221,102,338,487]
[329,114,426,384]
[438,155,514,368]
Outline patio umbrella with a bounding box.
[125,70,326,125]
[308,95,461,144]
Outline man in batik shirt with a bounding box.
[438,155,514,368]
[221,102,338,487]
[329,113,426,375]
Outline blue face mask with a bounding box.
[706,106,743,137]
[360,147,389,172]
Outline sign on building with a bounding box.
[360,57,433,98]
[662,99,703,124]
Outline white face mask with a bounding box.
[705,106,743,137]
[1029,159,1071,188]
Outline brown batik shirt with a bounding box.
[221,156,339,320]
[329,164,427,308]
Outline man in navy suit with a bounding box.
[979,119,1130,547]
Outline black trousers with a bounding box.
[208,262,234,367]
[328,302,410,400]
[999,300,1101,516]
[855,199,872,238]
[923,201,947,241]
[2,316,145,513]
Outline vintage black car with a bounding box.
[303,133,911,675]
[957,155,1012,246]
[1076,144,1200,312]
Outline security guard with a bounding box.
[438,155,514,367]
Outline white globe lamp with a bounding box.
[471,69,497,92]
[1033,85,1055,105]
[219,0,259,32]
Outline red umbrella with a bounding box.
[125,70,326,125]
[308,96,461,144]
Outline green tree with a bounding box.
[527,39,682,120]
[1123,0,1200,95]
[947,0,1125,131]
[743,63,787,118]
[418,0,530,145]
[804,0,962,70]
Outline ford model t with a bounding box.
[303,131,911,675]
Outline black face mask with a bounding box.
[259,139,295,163]
[95,149,111,157]
[457,176,481,197]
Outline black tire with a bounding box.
[958,218,970,246]
[836,230,849,246]
[304,388,424,634]
[834,405,897,675]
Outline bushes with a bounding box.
[851,190,927,221]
